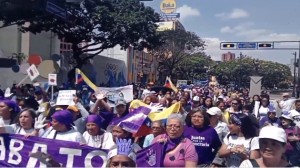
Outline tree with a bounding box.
[175,53,215,80]
[0,0,162,67]
[150,29,206,81]
[210,57,292,88]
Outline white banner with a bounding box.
[48,74,57,86]
[26,64,39,81]
[56,90,76,105]
[177,80,187,87]
[98,85,133,107]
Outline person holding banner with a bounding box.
[152,114,198,167]
[83,115,114,149]
[107,138,137,168]
[41,110,86,143]
[0,108,45,136]
[0,99,20,125]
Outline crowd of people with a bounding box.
[0,82,299,167]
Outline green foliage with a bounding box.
[0,0,162,67]
[277,81,289,89]
[151,29,206,80]
[210,57,292,88]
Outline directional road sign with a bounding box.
[237,42,257,49]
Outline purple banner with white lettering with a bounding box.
[0,134,107,167]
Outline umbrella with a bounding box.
[151,86,173,94]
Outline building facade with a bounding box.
[221,52,236,62]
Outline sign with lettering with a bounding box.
[0,134,107,167]
[56,90,76,105]
[160,0,176,14]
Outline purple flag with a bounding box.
[136,142,165,167]
[0,134,107,167]
[110,106,151,133]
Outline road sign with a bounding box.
[160,13,180,19]
[220,42,237,49]
[237,42,257,49]
[258,42,274,49]
[46,1,67,19]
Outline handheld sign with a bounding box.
[26,64,39,81]
[56,90,76,105]
[48,74,57,86]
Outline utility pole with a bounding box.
[239,52,243,90]
[292,52,297,97]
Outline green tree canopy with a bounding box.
[210,57,292,88]
[150,29,206,80]
[0,0,162,67]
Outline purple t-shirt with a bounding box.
[259,116,281,128]
[152,134,198,167]
[184,126,222,165]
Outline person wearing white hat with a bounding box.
[279,113,300,166]
[287,99,300,128]
[207,107,229,142]
[239,126,293,167]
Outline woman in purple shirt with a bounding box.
[184,107,222,166]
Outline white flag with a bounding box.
[48,74,57,86]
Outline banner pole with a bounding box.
[51,85,54,101]
[16,75,29,87]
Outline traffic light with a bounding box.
[258,43,272,48]
[222,43,235,48]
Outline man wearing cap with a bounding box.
[259,104,281,128]
[191,96,201,110]
[277,93,295,112]
[90,95,128,129]
[207,107,229,142]
[288,99,300,127]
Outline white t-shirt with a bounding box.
[83,131,114,149]
[4,124,44,136]
[280,99,295,112]
[288,109,300,127]
[42,127,86,143]
[214,121,229,142]
[223,133,259,168]
[258,106,268,118]
[239,159,254,168]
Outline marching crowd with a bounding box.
[0,82,300,167]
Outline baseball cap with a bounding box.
[218,95,224,99]
[282,93,289,97]
[115,98,126,106]
[192,96,200,101]
[67,105,79,113]
[267,104,276,112]
[279,113,293,121]
[207,107,222,116]
[259,126,287,143]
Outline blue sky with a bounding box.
[143,0,300,66]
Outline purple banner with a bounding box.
[0,134,107,167]
[136,142,165,167]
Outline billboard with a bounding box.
[160,0,176,14]
[156,21,174,31]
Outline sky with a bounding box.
[143,0,300,66]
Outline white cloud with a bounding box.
[176,5,200,20]
[216,8,249,19]
[203,37,224,61]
